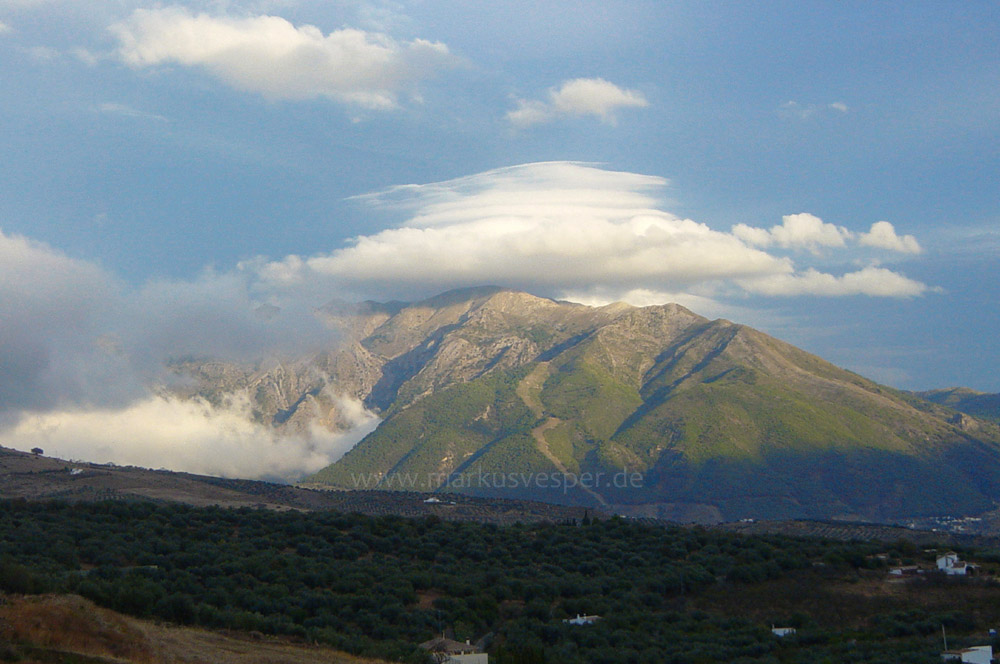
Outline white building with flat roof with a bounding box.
[941,644,992,664]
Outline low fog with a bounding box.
[7,393,379,482]
[0,228,372,480]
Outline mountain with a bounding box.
[175,287,1000,522]
[917,387,1000,423]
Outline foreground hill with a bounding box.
[0,593,387,664]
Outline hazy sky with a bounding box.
[0,0,998,475]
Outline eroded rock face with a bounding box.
[173,287,653,434]
[950,412,981,432]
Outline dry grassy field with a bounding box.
[0,593,388,664]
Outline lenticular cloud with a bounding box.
[257,162,929,301]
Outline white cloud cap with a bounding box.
[508,78,648,127]
[255,162,929,303]
[263,162,789,297]
[859,220,922,254]
[110,6,455,108]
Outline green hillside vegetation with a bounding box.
[6,500,1000,664]
[303,290,1000,521]
[918,388,1000,422]
[309,367,537,491]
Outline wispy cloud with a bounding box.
[778,99,850,120]
[109,6,457,109]
[741,266,930,298]
[24,45,60,61]
[96,102,169,122]
[507,78,648,127]
[0,20,12,35]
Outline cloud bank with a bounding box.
[7,393,379,481]
[0,228,366,479]
[110,7,455,108]
[508,78,648,127]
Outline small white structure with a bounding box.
[889,565,922,577]
[937,552,978,576]
[771,626,796,637]
[419,637,488,664]
[941,645,992,664]
[564,614,602,626]
[423,497,443,504]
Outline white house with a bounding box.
[937,552,978,576]
[941,645,992,664]
[419,637,488,664]
[771,626,796,637]
[888,565,922,577]
[563,614,602,625]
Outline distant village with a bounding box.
[420,547,1000,664]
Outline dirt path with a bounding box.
[516,364,607,507]
[515,362,550,418]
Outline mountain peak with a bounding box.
[175,286,1000,523]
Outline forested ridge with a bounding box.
[4,500,1000,663]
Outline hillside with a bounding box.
[917,387,1000,422]
[172,287,1000,522]
[0,445,596,526]
[0,593,387,664]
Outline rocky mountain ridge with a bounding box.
[173,287,1000,522]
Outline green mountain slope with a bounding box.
[917,387,1000,422]
[301,288,1000,521]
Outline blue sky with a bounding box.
[0,0,998,452]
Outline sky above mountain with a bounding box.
[0,0,998,456]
